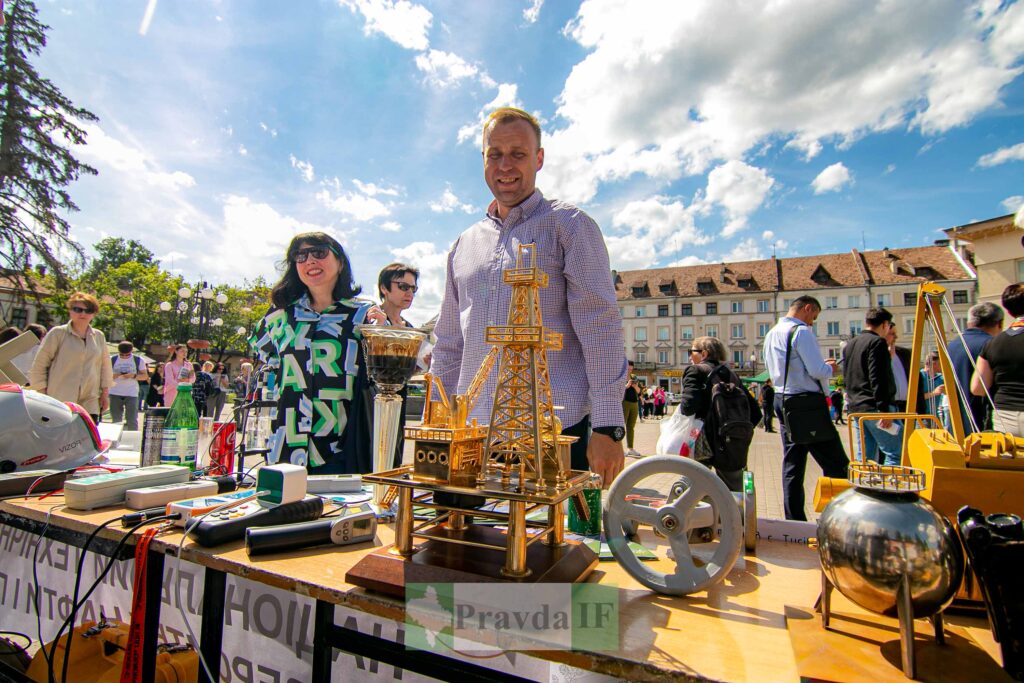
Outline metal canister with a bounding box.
[140,407,169,467]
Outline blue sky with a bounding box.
[32,0,1024,325]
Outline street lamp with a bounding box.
[750,352,758,375]
[158,281,227,359]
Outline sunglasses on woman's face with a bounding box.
[292,246,333,263]
[393,282,418,293]
[70,306,94,314]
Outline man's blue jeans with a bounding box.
[852,413,903,466]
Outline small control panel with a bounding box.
[186,495,324,547]
[245,503,377,555]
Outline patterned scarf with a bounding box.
[1008,316,1024,337]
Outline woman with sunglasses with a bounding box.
[30,292,114,423]
[377,262,420,328]
[250,232,385,473]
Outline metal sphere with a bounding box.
[178,287,191,298]
[215,293,228,305]
[817,487,963,618]
[159,301,171,312]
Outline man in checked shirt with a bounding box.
[431,107,628,487]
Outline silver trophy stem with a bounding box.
[372,392,404,504]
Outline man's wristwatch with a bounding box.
[592,425,625,442]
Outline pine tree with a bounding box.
[0,0,97,283]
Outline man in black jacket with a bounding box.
[842,307,901,465]
[759,380,776,432]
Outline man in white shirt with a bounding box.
[109,341,148,431]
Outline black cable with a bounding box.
[31,510,57,683]
[50,515,177,683]
[0,630,30,656]
[49,515,122,683]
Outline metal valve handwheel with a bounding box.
[604,456,742,595]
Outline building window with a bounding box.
[952,290,969,305]
[757,322,771,337]
[850,321,863,335]
[635,306,646,317]
[757,299,770,313]
[706,325,718,338]
[731,323,744,338]
[657,304,669,317]
[681,303,692,316]
[903,292,917,307]
[731,301,743,313]
[826,321,840,336]
[826,296,838,309]
[904,318,914,334]
[680,326,694,340]
[827,347,841,360]
[848,295,860,308]
[657,326,670,341]
[631,286,646,298]
[706,302,718,315]
[733,350,744,365]
[634,327,647,341]
[957,317,968,332]
[636,351,646,363]
[1018,259,1024,283]
[876,293,891,307]
[10,307,28,328]
[658,350,669,364]
[782,298,793,309]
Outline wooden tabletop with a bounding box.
[0,495,1003,682]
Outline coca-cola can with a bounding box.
[210,422,236,474]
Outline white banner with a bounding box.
[0,523,618,682]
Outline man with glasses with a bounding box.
[763,296,848,520]
[842,307,901,466]
[432,107,627,487]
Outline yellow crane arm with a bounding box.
[456,347,500,426]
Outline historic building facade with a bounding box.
[616,244,977,392]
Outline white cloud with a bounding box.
[977,141,1024,167]
[761,230,789,251]
[259,122,278,137]
[812,162,852,194]
[415,49,489,88]
[77,122,196,191]
[722,238,764,262]
[606,196,710,270]
[666,255,710,267]
[536,0,1024,205]
[1002,195,1024,213]
[317,187,392,221]
[138,0,158,36]
[380,221,403,232]
[289,155,315,183]
[353,179,401,196]
[388,240,448,325]
[198,195,341,281]
[429,185,474,214]
[523,0,544,24]
[457,83,523,144]
[695,160,775,237]
[338,0,433,51]
[238,144,248,156]
[884,163,896,175]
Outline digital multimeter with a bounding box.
[186,495,324,547]
[245,503,377,556]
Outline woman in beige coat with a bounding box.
[29,292,113,423]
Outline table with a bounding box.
[0,495,1004,682]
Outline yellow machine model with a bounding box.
[813,282,1024,599]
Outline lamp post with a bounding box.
[750,352,758,376]
[159,281,228,360]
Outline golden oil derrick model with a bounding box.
[482,243,574,490]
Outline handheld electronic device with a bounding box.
[306,474,363,494]
[0,469,69,497]
[255,463,307,505]
[64,465,191,510]
[245,503,377,555]
[126,478,232,509]
[185,495,324,547]
[167,489,260,527]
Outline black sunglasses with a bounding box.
[70,306,94,314]
[392,282,418,293]
[292,246,335,263]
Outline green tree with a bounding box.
[207,278,272,361]
[0,0,98,283]
[91,262,177,348]
[87,237,156,280]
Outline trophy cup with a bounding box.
[358,325,426,504]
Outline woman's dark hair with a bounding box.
[377,262,420,301]
[0,326,21,344]
[270,232,361,309]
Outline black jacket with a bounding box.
[759,384,775,406]
[842,330,895,413]
[681,362,762,425]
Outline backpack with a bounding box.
[698,363,760,472]
[110,354,143,374]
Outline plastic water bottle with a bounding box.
[161,382,199,470]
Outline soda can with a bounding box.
[210,421,237,474]
[140,407,169,467]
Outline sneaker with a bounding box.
[626,448,640,457]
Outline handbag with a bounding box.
[780,326,836,444]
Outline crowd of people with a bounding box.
[3,104,1021,518]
